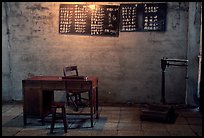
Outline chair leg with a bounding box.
[74,94,78,105]
[78,94,82,103]
[62,107,68,133]
[70,95,78,111]
[66,92,78,111]
[50,107,56,133]
[66,93,70,106]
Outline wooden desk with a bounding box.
[22,76,98,127]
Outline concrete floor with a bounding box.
[2,101,202,136]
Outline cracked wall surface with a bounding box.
[2,2,202,106]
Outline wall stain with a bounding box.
[26,3,53,35]
[194,2,201,26]
[168,2,189,12]
[33,15,52,20]
[26,3,49,11]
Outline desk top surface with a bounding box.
[24,76,97,82]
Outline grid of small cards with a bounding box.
[91,6,105,35]
[59,4,90,35]
[90,6,119,36]
[143,3,167,31]
[120,3,167,32]
[59,3,167,36]
[59,4,119,36]
[120,4,138,32]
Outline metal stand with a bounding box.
[160,57,188,104]
[140,57,188,123]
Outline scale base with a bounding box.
[140,104,178,123]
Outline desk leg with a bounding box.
[23,113,27,126]
[96,86,99,119]
[90,89,94,127]
[41,117,45,125]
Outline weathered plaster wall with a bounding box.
[2,2,201,105]
[187,2,202,106]
[2,3,12,101]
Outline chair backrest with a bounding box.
[63,66,79,77]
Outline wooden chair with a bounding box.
[63,66,89,111]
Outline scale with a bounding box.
[140,57,188,123]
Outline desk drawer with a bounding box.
[22,80,41,88]
[42,81,66,90]
[66,81,91,91]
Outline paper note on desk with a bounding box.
[62,76,86,80]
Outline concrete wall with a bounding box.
[2,3,12,101]
[187,2,202,106]
[2,2,202,105]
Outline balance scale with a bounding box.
[140,57,188,123]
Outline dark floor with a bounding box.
[2,101,202,136]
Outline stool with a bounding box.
[50,102,68,133]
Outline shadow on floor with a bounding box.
[2,114,108,131]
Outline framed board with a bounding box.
[119,3,167,32]
[143,3,167,31]
[59,4,91,35]
[90,5,119,37]
[59,4,120,37]
[120,4,138,32]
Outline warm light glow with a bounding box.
[89,5,96,10]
